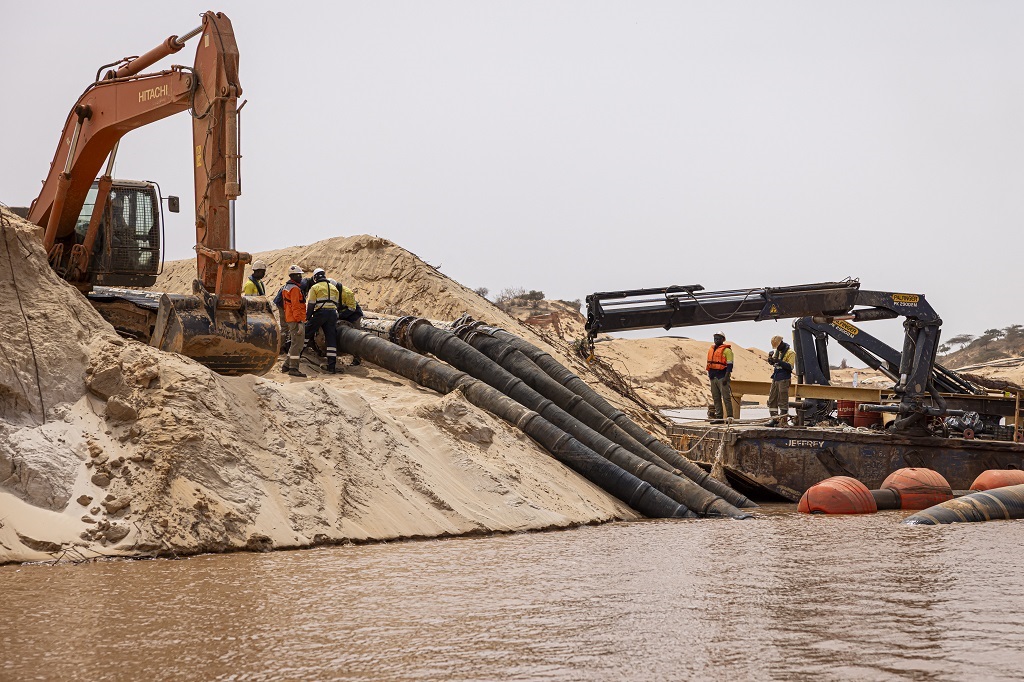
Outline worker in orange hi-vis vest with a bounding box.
[706,331,734,421]
[275,265,308,377]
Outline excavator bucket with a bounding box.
[151,282,280,376]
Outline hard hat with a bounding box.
[714,330,726,338]
[312,267,326,281]
[252,260,267,271]
[288,264,303,275]
[771,335,783,348]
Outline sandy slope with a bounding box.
[0,211,639,565]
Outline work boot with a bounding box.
[320,363,339,374]
[279,363,290,373]
[287,368,307,378]
[351,357,361,367]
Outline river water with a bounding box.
[3,505,1024,681]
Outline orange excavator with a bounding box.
[22,11,278,375]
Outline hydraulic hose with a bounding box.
[479,326,757,508]
[333,324,692,519]
[904,484,1024,524]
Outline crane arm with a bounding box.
[584,280,947,427]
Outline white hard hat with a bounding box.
[313,268,325,277]
[714,330,726,338]
[288,264,303,275]
[252,260,267,271]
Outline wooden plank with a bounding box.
[729,379,883,402]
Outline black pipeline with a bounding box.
[452,323,754,518]
[904,484,1024,524]
[332,324,691,519]
[367,317,750,518]
[477,325,757,509]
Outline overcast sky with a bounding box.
[3,1,1023,365]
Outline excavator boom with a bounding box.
[27,12,277,376]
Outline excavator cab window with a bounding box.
[106,185,160,275]
[75,185,99,243]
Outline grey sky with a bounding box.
[3,1,1022,364]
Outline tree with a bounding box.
[947,333,975,350]
[473,287,489,299]
[1004,324,1024,339]
[984,328,1005,340]
[494,286,526,312]
[938,343,951,355]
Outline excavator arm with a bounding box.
[27,12,278,375]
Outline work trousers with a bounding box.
[306,309,339,370]
[282,321,305,370]
[710,375,734,419]
[768,378,791,416]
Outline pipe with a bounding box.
[870,488,901,510]
[455,326,677,470]
[363,317,749,518]
[451,326,750,518]
[332,325,692,519]
[479,326,757,508]
[903,484,1024,524]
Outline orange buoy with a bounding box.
[880,468,952,510]
[970,469,1024,491]
[798,476,877,514]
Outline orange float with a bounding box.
[880,468,952,510]
[798,476,877,514]
[970,469,1024,491]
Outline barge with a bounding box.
[668,420,1024,502]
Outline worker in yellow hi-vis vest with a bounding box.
[305,268,341,373]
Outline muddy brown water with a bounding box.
[3,505,1024,681]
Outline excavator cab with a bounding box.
[72,180,172,287]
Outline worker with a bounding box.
[275,265,307,377]
[707,331,734,422]
[337,283,364,366]
[305,268,341,373]
[767,335,796,425]
[243,260,267,296]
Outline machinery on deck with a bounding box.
[792,317,1015,434]
[584,280,951,431]
[21,11,278,375]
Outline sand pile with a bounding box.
[156,234,525,327]
[157,235,666,427]
[0,212,639,565]
[590,337,774,408]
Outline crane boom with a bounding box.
[585,280,946,430]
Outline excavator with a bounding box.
[18,11,278,375]
[584,280,952,432]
